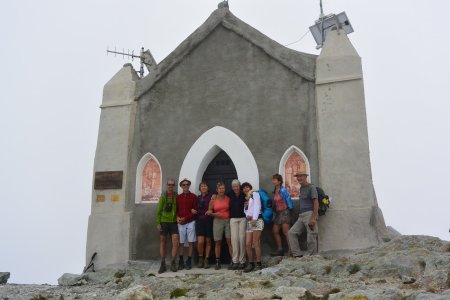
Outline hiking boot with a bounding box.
[270,249,284,257]
[170,260,177,272]
[203,258,210,269]
[237,263,246,270]
[214,260,221,270]
[185,257,192,270]
[255,262,263,271]
[178,258,185,270]
[158,261,166,274]
[197,257,204,268]
[228,263,236,270]
[231,263,240,270]
[243,263,254,273]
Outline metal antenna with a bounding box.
[318,0,325,49]
[106,46,149,78]
[319,0,324,18]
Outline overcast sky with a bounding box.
[1,0,449,285]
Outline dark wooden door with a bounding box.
[202,150,237,194]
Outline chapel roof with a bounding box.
[135,7,317,98]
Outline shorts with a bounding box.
[178,221,196,244]
[246,218,264,232]
[273,209,292,225]
[213,218,231,241]
[196,219,213,239]
[160,222,179,236]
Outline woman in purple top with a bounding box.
[195,181,213,268]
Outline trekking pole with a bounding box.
[83,252,97,273]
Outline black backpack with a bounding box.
[307,185,330,216]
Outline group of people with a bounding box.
[156,171,319,274]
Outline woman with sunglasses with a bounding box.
[195,181,213,268]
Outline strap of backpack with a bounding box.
[169,194,176,218]
[306,184,315,201]
[159,194,165,220]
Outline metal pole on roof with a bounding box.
[319,0,325,18]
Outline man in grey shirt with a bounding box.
[288,171,319,257]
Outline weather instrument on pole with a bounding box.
[106,46,157,78]
[309,0,354,49]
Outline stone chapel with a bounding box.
[86,5,388,269]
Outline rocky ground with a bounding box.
[1,235,449,300]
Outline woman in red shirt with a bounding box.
[271,174,294,256]
[206,182,232,270]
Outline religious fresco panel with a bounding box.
[284,151,306,198]
[141,158,161,202]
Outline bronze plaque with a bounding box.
[111,194,120,202]
[96,195,105,202]
[94,171,123,190]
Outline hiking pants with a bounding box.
[288,211,318,256]
[230,217,247,264]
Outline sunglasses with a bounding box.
[182,183,190,186]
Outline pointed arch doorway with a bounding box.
[178,126,259,193]
[202,150,237,193]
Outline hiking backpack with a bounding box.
[315,186,330,216]
[306,185,330,216]
[256,189,273,223]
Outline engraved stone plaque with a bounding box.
[94,171,123,190]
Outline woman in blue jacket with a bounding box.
[270,174,293,256]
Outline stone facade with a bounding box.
[86,7,388,269]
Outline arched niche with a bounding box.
[135,153,162,204]
[279,146,311,199]
[179,126,259,193]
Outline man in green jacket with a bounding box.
[156,178,179,273]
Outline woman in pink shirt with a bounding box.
[206,182,232,270]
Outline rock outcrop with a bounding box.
[57,273,88,286]
[0,236,449,299]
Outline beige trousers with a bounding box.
[288,211,319,257]
[230,217,247,264]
